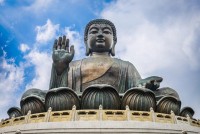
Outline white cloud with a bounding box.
[19,43,30,52]
[23,23,84,91]
[64,27,85,59]
[101,0,200,119]
[24,50,52,90]
[26,0,53,13]
[0,18,60,118]
[182,23,200,70]
[0,51,24,119]
[101,0,200,75]
[35,19,59,44]
[0,0,4,5]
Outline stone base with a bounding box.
[1,121,200,134]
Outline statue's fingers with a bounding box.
[61,35,66,49]
[69,45,75,56]
[57,37,62,49]
[53,39,58,50]
[154,81,159,86]
[143,83,147,88]
[66,45,74,62]
[150,80,155,83]
[65,39,69,52]
[158,77,163,82]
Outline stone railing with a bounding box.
[1,106,200,128]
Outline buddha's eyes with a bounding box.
[89,30,98,34]
[103,30,111,34]
[89,28,112,34]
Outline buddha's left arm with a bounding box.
[126,63,142,89]
[127,62,163,91]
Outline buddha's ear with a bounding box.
[110,45,115,56]
[85,43,90,56]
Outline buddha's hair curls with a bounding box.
[84,19,117,45]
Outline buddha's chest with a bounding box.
[81,57,119,84]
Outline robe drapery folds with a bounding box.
[49,56,141,94]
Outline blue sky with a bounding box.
[0,0,200,119]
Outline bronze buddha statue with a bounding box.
[9,19,192,116]
[47,19,179,112]
[49,19,161,93]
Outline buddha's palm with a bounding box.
[52,35,74,75]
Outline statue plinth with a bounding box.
[1,108,200,133]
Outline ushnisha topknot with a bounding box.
[84,19,117,45]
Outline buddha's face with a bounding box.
[87,23,114,53]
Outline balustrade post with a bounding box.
[186,114,191,125]
[171,110,177,124]
[45,107,52,122]
[11,115,15,125]
[0,119,4,128]
[150,107,155,122]
[72,105,76,121]
[25,110,31,124]
[99,105,103,121]
[126,105,130,121]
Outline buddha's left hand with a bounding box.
[137,76,163,91]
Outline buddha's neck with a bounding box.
[90,52,110,57]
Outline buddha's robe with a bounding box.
[49,56,141,94]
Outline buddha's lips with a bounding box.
[96,39,105,42]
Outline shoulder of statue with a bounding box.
[69,59,82,67]
[113,57,122,62]
[113,58,134,66]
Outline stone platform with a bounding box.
[1,121,200,134]
[1,107,200,134]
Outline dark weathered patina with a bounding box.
[7,19,191,117]
[7,107,22,119]
[48,19,165,111]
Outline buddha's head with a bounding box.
[84,19,117,56]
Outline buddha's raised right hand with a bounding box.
[52,35,75,75]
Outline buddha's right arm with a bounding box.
[49,64,69,89]
[49,36,75,89]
